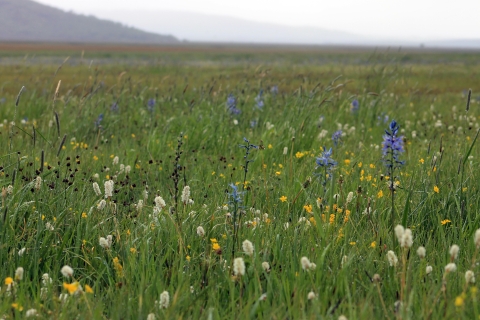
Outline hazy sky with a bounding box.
[34,0,480,40]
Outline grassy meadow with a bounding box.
[0,44,480,319]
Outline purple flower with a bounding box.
[351,99,359,113]
[147,98,156,112]
[332,130,342,146]
[255,90,264,109]
[315,147,337,168]
[226,94,241,115]
[382,120,405,171]
[94,114,104,128]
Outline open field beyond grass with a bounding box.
[0,44,480,319]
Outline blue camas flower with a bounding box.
[315,147,337,168]
[226,94,241,115]
[332,130,342,146]
[382,120,405,171]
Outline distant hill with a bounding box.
[0,0,178,44]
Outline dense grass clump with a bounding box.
[0,46,480,319]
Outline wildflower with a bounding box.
[35,176,42,190]
[112,156,119,165]
[279,196,287,202]
[147,98,156,112]
[154,196,166,209]
[196,226,205,237]
[61,265,74,278]
[147,313,156,320]
[382,120,405,181]
[181,186,191,204]
[18,247,26,256]
[441,219,451,225]
[158,291,170,309]
[394,225,405,242]
[377,190,383,198]
[91,182,102,197]
[85,284,94,293]
[63,282,81,294]
[332,130,343,146]
[25,309,38,317]
[113,257,124,277]
[465,270,476,284]
[233,257,245,276]
[445,263,457,273]
[125,165,131,174]
[308,291,316,300]
[301,257,314,271]
[370,241,376,248]
[262,262,270,271]
[346,191,354,204]
[242,240,254,256]
[417,246,426,259]
[387,250,398,267]
[283,147,288,155]
[338,315,348,320]
[15,267,24,280]
[104,180,114,198]
[97,199,106,210]
[434,185,439,193]
[474,229,480,248]
[450,245,460,260]
[255,89,264,109]
[351,99,359,113]
[41,273,52,286]
[99,237,110,249]
[315,147,337,171]
[455,294,465,307]
[212,242,220,251]
[110,102,119,112]
[426,265,433,274]
[228,184,243,204]
[400,228,413,248]
[226,94,241,114]
[303,204,313,213]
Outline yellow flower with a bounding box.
[113,257,124,278]
[130,247,137,254]
[131,133,136,138]
[358,162,362,168]
[85,284,94,294]
[344,159,351,165]
[454,294,465,307]
[81,212,87,218]
[186,255,191,262]
[441,219,451,225]
[370,241,377,248]
[434,185,439,193]
[295,152,304,159]
[279,196,287,202]
[275,171,281,176]
[268,144,273,149]
[377,190,384,198]
[93,155,99,161]
[5,277,13,285]
[369,163,375,169]
[212,243,220,251]
[419,158,425,164]
[303,204,313,213]
[210,238,218,243]
[63,282,79,295]
[349,242,356,246]
[309,217,316,226]
[11,303,23,311]
[329,214,335,225]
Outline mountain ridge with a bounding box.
[0,0,178,44]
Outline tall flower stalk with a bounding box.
[382,120,405,243]
[315,147,337,196]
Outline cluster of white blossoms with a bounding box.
[99,235,113,249]
[181,186,194,205]
[301,257,316,271]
